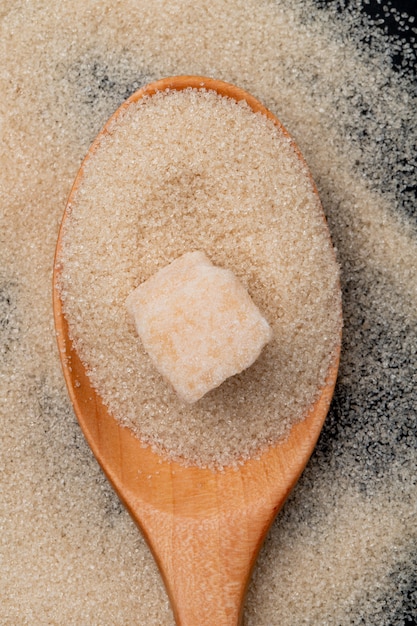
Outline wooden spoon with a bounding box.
[53,76,341,626]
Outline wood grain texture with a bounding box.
[53,76,342,626]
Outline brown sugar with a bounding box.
[59,87,341,468]
[1,0,415,623]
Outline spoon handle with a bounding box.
[138,478,275,626]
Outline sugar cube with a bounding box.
[126,251,272,402]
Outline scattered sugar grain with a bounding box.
[1,0,416,623]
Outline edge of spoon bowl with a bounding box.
[53,75,342,626]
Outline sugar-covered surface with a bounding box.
[59,87,341,467]
[1,0,416,624]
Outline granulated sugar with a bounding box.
[1,0,416,624]
[58,87,341,468]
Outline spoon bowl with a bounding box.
[53,76,341,626]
